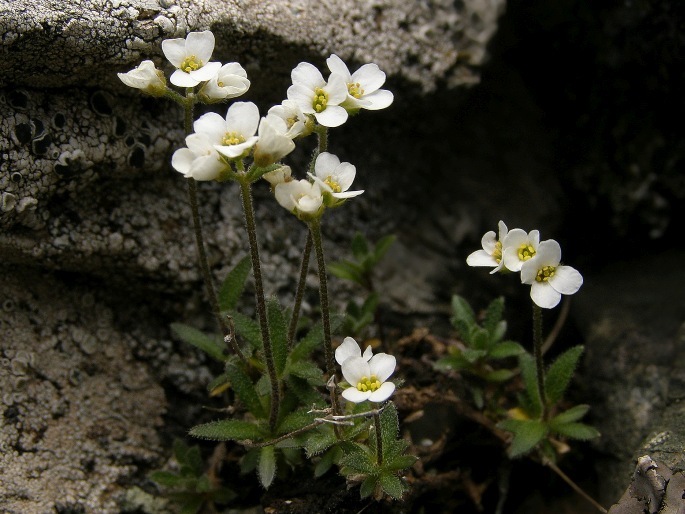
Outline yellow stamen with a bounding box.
[517,243,536,261]
[324,175,341,193]
[492,241,503,263]
[286,115,299,128]
[180,55,202,73]
[217,81,225,87]
[347,82,364,99]
[222,132,245,146]
[312,87,328,113]
[356,374,381,392]
[535,265,556,282]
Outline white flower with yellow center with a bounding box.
[274,179,324,219]
[308,152,363,206]
[520,240,583,309]
[171,133,226,181]
[262,165,292,187]
[335,336,373,365]
[253,114,296,167]
[502,228,541,272]
[162,31,222,87]
[194,101,259,160]
[268,100,309,139]
[466,221,508,273]
[198,62,250,103]
[326,54,394,112]
[340,347,396,404]
[286,62,348,127]
[117,60,167,96]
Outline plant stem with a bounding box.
[238,178,279,430]
[181,90,247,365]
[309,125,328,175]
[309,219,342,421]
[533,303,547,420]
[544,459,607,513]
[373,412,383,466]
[287,232,313,350]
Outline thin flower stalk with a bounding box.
[287,232,312,350]
[238,176,279,430]
[533,304,547,420]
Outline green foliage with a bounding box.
[266,297,288,376]
[218,255,252,311]
[435,295,524,383]
[329,233,396,291]
[498,418,549,458]
[545,345,585,406]
[258,445,277,489]
[189,419,266,442]
[343,293,379,337]
[170,323,227,363]
[148,439,236,514]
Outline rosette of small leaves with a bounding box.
[336,403,417,500]
[435,295,525,383]
[148,439,235,514]
[498,346,600,459]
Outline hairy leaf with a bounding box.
[225,363,266,418]
[189,419,265,442]
[218,255,251,311]
[451,295,476,331]
[519,352,542,418]
[232,311,262,350]
[552,422,600,440]
[360,475,378,499]
[266,297,288,376]
[489,341,525,359]
[379,472,405,500]
[499,418,548,458]
[483,296,505,337]
[258,445,277,489]
[550,404,591,426]
[545,345,584,406]
[170,323,226,362]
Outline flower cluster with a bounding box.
[119,31,392,221]
[335,337,396,403]
[467,221,583,309]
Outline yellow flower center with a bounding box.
[536,265,556,282]
[517,244,536,261]
[217,80,225,87]
[324,175,342,193]
[180,55,202,73]
[222,132,245,146]
[492,241,503,263]
[356,374,381,392]
[347,82,365,99]
[312,87,328,112]
[286,115,299,129]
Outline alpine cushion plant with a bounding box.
[520,239,583,309]
[161,30,222,87]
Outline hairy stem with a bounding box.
[544,459,607,513]
[287,232,313,350]
[238,178,279,430]
[533,304,547,420]
[373,412,383,466]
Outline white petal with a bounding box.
[497,220,509,240]
[502,247,523,272]
[220,62,248,78]
[314,152,340,178]
[369,353,395,382]
[171,148,195,175]
[529,230,540,248]
[189,61,222,82]
[185,132,214,154]
[194,112,227,142]
[332,189,364,199]
[480,230,497,253]
[549,265,583,295]
[274,182,298,211]
[535,240,562,266]
[520,259,538,284]
[325,74,348,104]
[169,69,200,87]
[296,193,323,213]
[503,228,527,248]
[368,382,395,403]
[466,250,497,268]
[291,62,324,89]
[359,89,393,110]
[341,356,370,386]
[326,54,351,80]
[189,155,224,181]
[334,162,356,191]
[186,31,215,63]
[335,337,362,365]
[314,105,348,127]
[161,38,186,67]
[362,345,373,361]
[351,63,386,92]
[226,102,260,137]
[530,282,561,309]
[342,388,371,403]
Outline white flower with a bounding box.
[308,152,363,206]
[335,336,373,365]
[340,351,396,403]
[253,114,296,167]
[274,179,324,218]
[502,228,541,272]
[326,54,393,111]
[171,133,226,181]
[162,31,222,87]
[117,60,167,96]
[198,62,250,103]
[286,62,348,127]
[466,221,508,273]
[194,102,259,160]
[268,100,309,139]
[262,165,292,187]
[520,240,583,309]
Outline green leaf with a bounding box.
[383,439,410,460]
[519,353,542,418]
[545,345,584,406]
[290,321,324,362]
[550,404,591,426]
[232,311,262,350]
[451,295,476,331]
[552,422,600,441]
[189,419,265,442]
[328,261,365,286]
[266,297,288,376]
[379,472,405,500]
[148,470,184,487]
[207,372,231,396]
[339,443,376,474]
[314,445,342,478]
[195,474,212,493]
[170,323,226,362]
[483,296,504,337]
[380,403,400,450]
[179,496,203,514]
[492,320,508,343]
[369,234,396,267]
[484,369,516,382]
[360,475,378,499]
[489,341,525,359]
[285,376,326,408]
[351,232,369,261]
[286,360,324,383]
[498,419,549,458]
[218,255,252,311]
[277,408,317,435]
[434,354,470,371]
[470,327,491,351]
[258,445,277,489]
[225,363,266,418]
[362,292,380,315]
[383,454,418,472]
[461,347,488,363]
[305,427,337,457]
